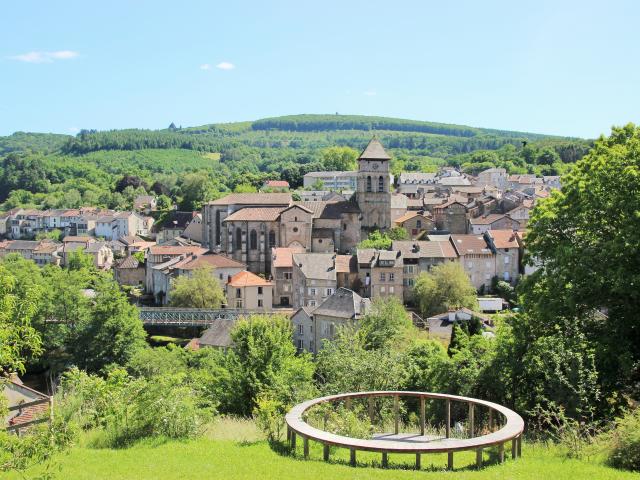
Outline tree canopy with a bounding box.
[413,262,477,316]
[169,265,226,309]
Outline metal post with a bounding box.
[323,444,330,461]
[304,436,309,459]
[350,448,356,466]
[469,403,475,437]
[415,453,421,470]
[394,395,399,435]
[382,452,388,468]
[498,443,505,463]
[420,396,425,436]
[512,437,517,459]
[517,435,522,457]
[476,448,483,469]
[368,397,375,424]
[447,451,454,470]
[445,399,451,438]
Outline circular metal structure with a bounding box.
[285,391,524,470]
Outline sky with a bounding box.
[1,0,638,138]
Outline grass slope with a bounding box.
[9,419,637,480]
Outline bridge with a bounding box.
[139,307,250,327]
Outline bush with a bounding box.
[608,408,640,470]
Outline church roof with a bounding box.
[358,138,391,161]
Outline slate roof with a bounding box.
[394,210,431,225]
[198,320,235,348]
[292,253,336,281]
[391,240,457,259]
[399,172,437,184]
[223,207,286,222]
[312,288,370,319]
[391,193,408,209]
[293,200,360,219]
[116,256,141,269]
[358,138,391,160]
[469,214,508,225]
[356,248,376,265]
[208,193,292,206]
[450,235,492,255]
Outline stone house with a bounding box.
[226,270,273,311]
[335,254,359,291]
[505,204,530,228]
[433,199,468,234]
[370,250,404,301]
[155,211,197,244]
[291,288,370,354]
[477,168,507,190]
[114,255,145,287]
[145,245,207,294]
[485,229,520,284]
[449,234,496,291]
[271,247,304,307]
[393,211,433,239]
[291,252,337,309]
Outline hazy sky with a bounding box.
[1,0,638,138]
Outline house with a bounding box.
[155,211,198,244]
[303,171,359,190]
[263,180,290,190]
[192,319,236,351]
[181,212,203,243]
[335,254,359,291]
[427,308,492,343]
[133,195,157,213]
[390,193,409,224]
[505,204,531,228]
[95,211,152,240]
[370,250,404,301]
[393,211,433,239]
[114,255,145,287]
[63,238,113,269]
[291,252,337,309]
[271,247,304,307]
[397,172,437,196]
[477,168,507,190]
[3,376,51,434]
[469,214,520,234]
[433,199,468,234]
[145,245,207,295]
[226,270,273,310]
[291,288,370,354]
[172,252,246,287]
[484,229,520,283]
[449,234,496,291]
[391,240,458,301]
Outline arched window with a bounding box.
[235,228,243,250]
[416,219,422,229]
[269,230,276,248]
[215,211,221,244]
[249,230,257,250]
[378,176,384,192]
[366,176,372,192]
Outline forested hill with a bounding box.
[0,114,593,212]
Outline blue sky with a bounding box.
[1,0,638,138]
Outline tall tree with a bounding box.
[413,262,477,316]
[169,266,226,309]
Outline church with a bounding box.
[201,137,393,274]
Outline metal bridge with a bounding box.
[139,307,251,327]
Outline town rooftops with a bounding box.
[399,172,437,184]
[208,192,292,206]
[312,287,370,319]
[469,213,509,225]
[356,248,376,265]
[486,229,520,249]
[272,247,305,269]
[222,207,286,222]
[391,240,457,259]
[393,210,430,225]
[450,235,492,255]
[335,254,357,274]
[174,252,246,270]
[6,240,40,251]
[358,137,391,160]
[292,253,336,281]
[115,255,141,269]
[148,245,207,256]
[263,180,290,188]
[228,270,273,287]
[62,236,94,243]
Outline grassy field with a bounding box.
[8,418,638,480]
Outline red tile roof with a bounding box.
[272,247,305,268]
[223,207,286,222]
[228,270,273,287]
[264,180,290,188]
[175,253,246,270]
[488,229,519,249]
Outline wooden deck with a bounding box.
[285,391,524,469]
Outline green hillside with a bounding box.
[0,114,593,212]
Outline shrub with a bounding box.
[607,408,640,470]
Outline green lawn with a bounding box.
[9,419,638,480]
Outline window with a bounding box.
[389,286,394,294]
[378,176,384,192]
[416,220,422,229]
[343,223,347,231]
[250,230,257,250]
[258,299,263,307]
[326,288,334,296]
[219,273,223,280]
[389,273,395,282]
[366,176,372,192]
[236,288,242,298]
[380,286,386,294]
[297,339,304,351]
[258,287,263,295]
[298,324,303,335]
[284,272,292,280]
[235,299,243,308]
[504,256,510,264]
[268,230,276,248]
[379,272,386,282]
[308,300,317,307]
[293,227,299,233]
[235,227,243,250]
[309,288,317,296]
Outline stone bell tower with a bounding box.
[356,137,392,231]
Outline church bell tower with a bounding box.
[356,137,392,231]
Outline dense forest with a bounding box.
[0,114,593,212]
